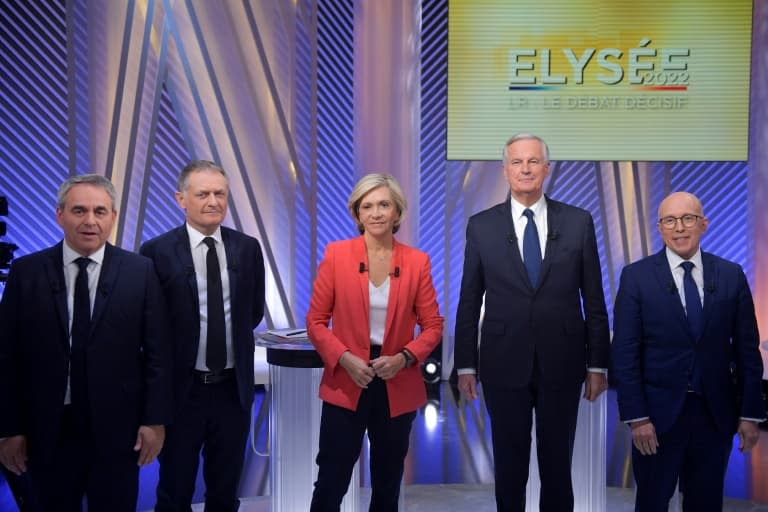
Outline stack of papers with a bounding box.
[266,328,308,339]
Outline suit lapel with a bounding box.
[353,237,371,330]
[495,202,530,290]
[538,197,561,289]
[90,243,120,335]
[174,226,199,313]
[222,228,239,308]
[44,243,70,351]
[651,250,691,337]
[383,240,404,349]
[700,252,718,335]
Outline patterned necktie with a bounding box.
[70,257,91,415]
[681,261,703,340]
[522,209,542,286]
[203,237,226,372]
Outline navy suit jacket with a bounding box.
[140,225,265,412]
[612,249,765,434]
[454,197,610,388]
[0,242,172,463]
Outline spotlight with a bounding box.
[421,357,440,384]
[423,399,439,431]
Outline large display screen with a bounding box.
[447,0,753,161]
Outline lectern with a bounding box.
[256,333,359,512]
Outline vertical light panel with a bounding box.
[315,0,355,263]
[0,0,68,256]
[419,0,449,372]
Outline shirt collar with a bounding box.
[62,241,106,266]
[665,246,703,271]
[186,223,223,248]
[510,194,546,219]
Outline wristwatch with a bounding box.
[400,349,415,368]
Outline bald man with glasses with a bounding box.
[612,191,765,512]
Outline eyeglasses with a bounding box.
[658,214,702,230]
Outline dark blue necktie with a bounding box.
[204,237,226,372]
[522,209,542,286]
[681,261,703,340]
[71,257,91,420]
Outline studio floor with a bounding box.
[2,385,768,511]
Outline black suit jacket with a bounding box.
[0,243,172,463]
[612,249,765,434]
[454,197,610,388]
[140,225,265,412]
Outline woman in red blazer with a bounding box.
[307,173,443,511]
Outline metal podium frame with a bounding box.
[257,335,359,512]
[525,385,607,511]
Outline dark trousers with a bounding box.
[310,377,416,512]
[156,376,251,512]
[483,378,582,512]
[27,406,139,512]
[632,393,732,512]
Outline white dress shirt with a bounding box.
[665,247,704,311]
[62,242,105,404]
[186,224,234,371]
[511,195,548,260]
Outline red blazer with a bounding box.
[306,236,444,417]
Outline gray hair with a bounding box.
[502,133,550,164]
[177,160,228,193]
[56,174,117,211]
[347,173,407,234]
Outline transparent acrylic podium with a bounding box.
[257,334,359,512]
[525,385,607,512]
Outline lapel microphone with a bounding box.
[548,231,559,240]
[185,265,195,276]
[706,281,716,293]
[668,281,677,294]
[358,263,400,277]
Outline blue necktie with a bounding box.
[681,261,703,340]
[522,209,541,286]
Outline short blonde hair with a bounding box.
[347,173,407,234]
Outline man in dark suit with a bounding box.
[0,174,171,511]
[454,133,610,512]
[612,191,764,511]
[140,160,265,511]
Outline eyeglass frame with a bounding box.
[657,214,703,230]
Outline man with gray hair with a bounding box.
[454,134,610,511]
[141,160,265,511]
[0,174,171,510]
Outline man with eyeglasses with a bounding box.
[612,191,764,511]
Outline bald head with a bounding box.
[657,191,704,220]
